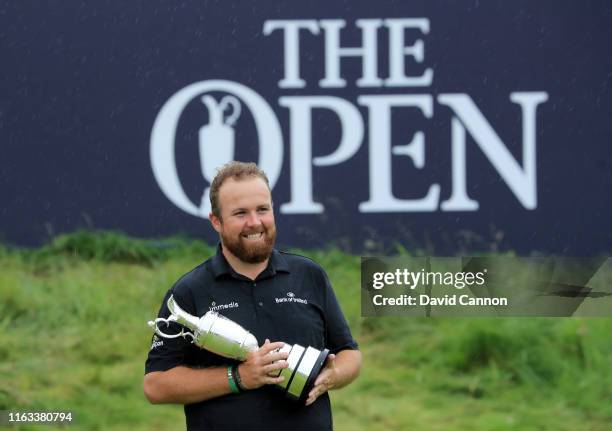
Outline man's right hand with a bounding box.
[237,339,289,390]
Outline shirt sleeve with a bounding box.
[144,287,197,374]
[317,266,359,354]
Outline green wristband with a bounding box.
[227,366,240,394]
[233,365,246,392]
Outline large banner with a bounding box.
[1,1,610,254]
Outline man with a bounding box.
[144,161,361,430]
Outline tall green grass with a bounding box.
[1,231,611,430]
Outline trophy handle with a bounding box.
[219,95,241,127]
[148,317,196,342]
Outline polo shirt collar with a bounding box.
[210,243,290,279]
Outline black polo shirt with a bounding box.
[145,245,358,431]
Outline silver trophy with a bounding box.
[148,295,329,402]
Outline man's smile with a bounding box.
[242,232,264,241]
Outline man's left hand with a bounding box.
[305,353,337,406]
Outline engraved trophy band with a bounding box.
[148,295,329,402]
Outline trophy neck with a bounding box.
[167,295,201,330]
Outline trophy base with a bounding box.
[277,346,330,402]
[297,348,330,403]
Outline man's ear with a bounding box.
[209,212,222,233]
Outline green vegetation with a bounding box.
[1,231,611,430]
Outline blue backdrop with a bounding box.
[1,1,610,255]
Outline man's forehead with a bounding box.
[218,177,272,206]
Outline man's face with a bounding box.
[210,177,276,264]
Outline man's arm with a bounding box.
[144,366,231,405]
[144,340,289,405]
[305,348,362,406]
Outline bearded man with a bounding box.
[144,161,361,431]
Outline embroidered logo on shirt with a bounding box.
[275,292,308,304]
[209,301,239,311]
[150,335,164,350]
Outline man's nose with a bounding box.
[245,211,262,226]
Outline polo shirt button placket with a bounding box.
[254,283,263,307]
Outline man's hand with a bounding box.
[305,349,362,406]
[305,353,337,406]
[237,339,289,390]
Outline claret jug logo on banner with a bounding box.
[150,18,548,218]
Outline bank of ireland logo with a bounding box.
[150,80,284,217]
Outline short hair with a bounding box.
[209,161,270,219]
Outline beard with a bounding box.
[221,224,276,264]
